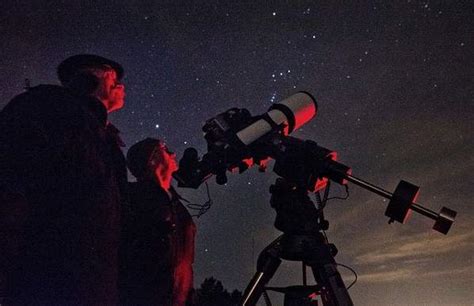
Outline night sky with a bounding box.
[1,1,473,305]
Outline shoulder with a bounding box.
[3,85,72,107]
[128,182,174,218]
[2,85,84,120]
[129,181,170,203]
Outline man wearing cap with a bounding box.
[120,138,196,306]
[0,54,128,305]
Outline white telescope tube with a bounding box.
[236,92,317,145]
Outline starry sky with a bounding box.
[1,1,473,305]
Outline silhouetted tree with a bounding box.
[192,277,242,306]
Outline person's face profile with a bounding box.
[91,67,125,113]
[149,142,178,175]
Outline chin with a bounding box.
[108,99,125,113]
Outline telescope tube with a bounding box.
[236,92,317,145]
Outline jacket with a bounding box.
[0,85,127,305]
[120,181,195,306]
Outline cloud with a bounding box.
[347,229,474,284]
[354,231,473,265]
[356,265,473,284]
[356,267,415,283]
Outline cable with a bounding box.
[336,263,358,290]
[314,183,330,242]
[181,182,213,218]
[322,180,330,204]
[314,180,330,211]
[321,229,329,242]
[262,290,273,306]
[314,182,356,290]
[326,184,350,201]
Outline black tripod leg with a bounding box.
[241,237,283,306]
[310,262,353,306]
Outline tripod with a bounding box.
[240,178,353,306]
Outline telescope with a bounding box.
[173,92,456,234]
[173,92,457,305]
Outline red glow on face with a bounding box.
[94,69,126,113]
[160,146,178,174]
[151,143,178,178]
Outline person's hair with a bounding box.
[57,54,124,84]
[68,65,117,96]
[57,54,123,95]
[127,138,162,180]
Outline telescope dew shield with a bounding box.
[269,91,318,132]
[236,92,317,145]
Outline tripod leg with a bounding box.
[310,262,353,306]
[241,237,283,306]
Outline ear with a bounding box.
[66,72,100,96]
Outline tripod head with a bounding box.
[173,92,456,234]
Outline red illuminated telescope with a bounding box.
[173,92,457,234]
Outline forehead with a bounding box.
[148,141,168,161]
[156,142,174,156]
[81,65,117,79]
[150,141,167,154]
[103,68,117,79]
[157,141,168,151]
